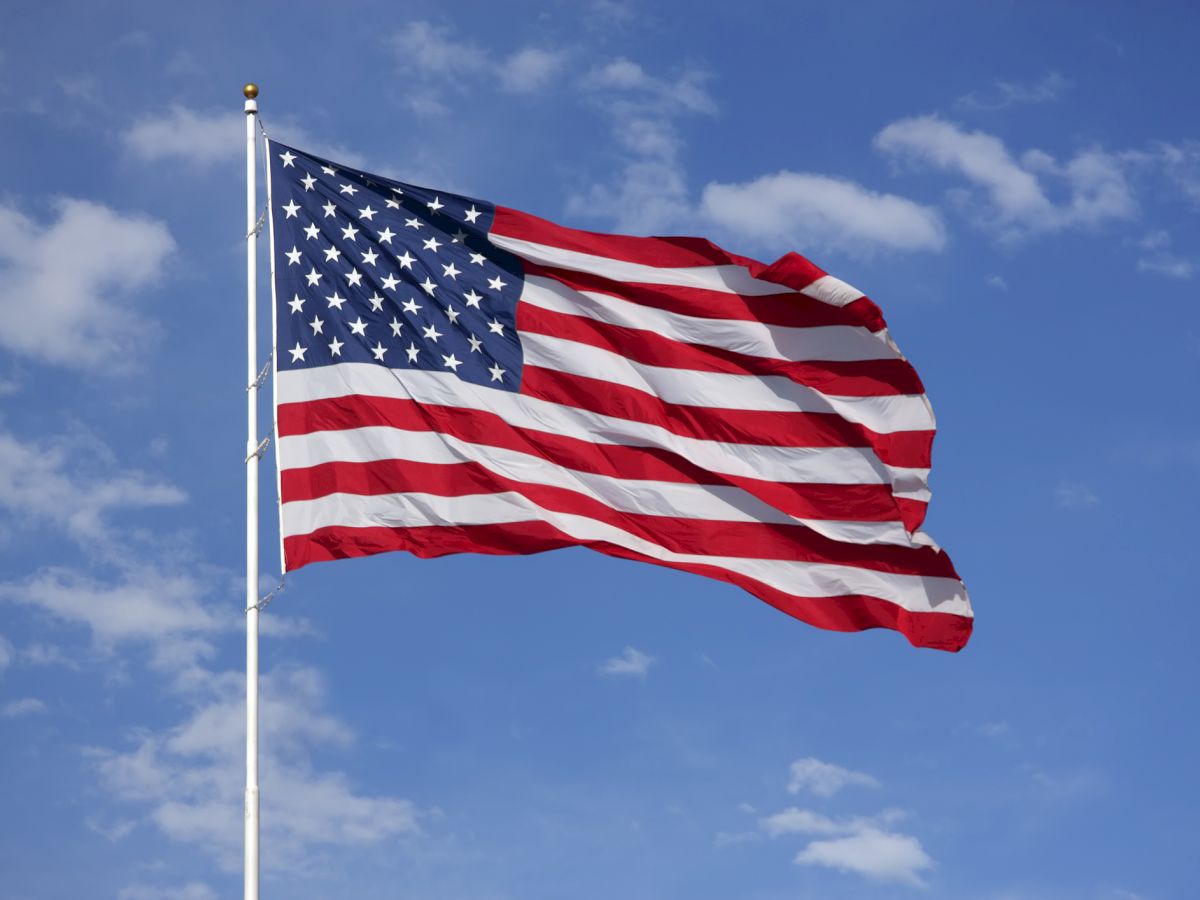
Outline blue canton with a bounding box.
[269,141,523,391]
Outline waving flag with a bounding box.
[267,141,972,651]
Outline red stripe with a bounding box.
[277,396,907,523]
[493,206,887,332]
[284,521,971,651]
[519,366,933,470]
[282,458,959,578]
[519,302,925,397]
[525,261,886,332]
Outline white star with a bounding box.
[323,245,341,262]
[423,323,442,342]
[427,196,444,213]
[279,150,296,167]
[285,245,302,265]
[289,342,307,362]
[371,342,388,361]
[282,199,300,218]
[464,205,481,223]
[488,275,507,292]
[322,201,337,218]
[339,182,358,195]
[301,173,317,191]
[467,334,483,353]
[446,306,461,324]
[367,292,385,312]
[392,186,405,196]
[404,217,423,230]
[328,336,344,356]
[488,363,506,382]
[487,319,504,335]
[389,317,403,336]
[358,205,377,221]
[469,251,486,266]
[423,236,442,253]
[309,315,324,334]
[385,197,401,210]
[321,164,337,176]
[303,222,320,240]
[287,293,305,314]
[396,250,415,270]
[306,267,322,286]
[420,277,437,296]
[341,223,359,241]
[451,229,468,244]
[326,291,346,310]
[402,298,422,315]
[463,289,483,308]
[442,262,461,280]
[361,248,379,266]
[346,269,364,288]
[405,343,419,363]
[377,227,395,245]
[441,353,462,372]
[381,274,400,291]
[349,317,367,336]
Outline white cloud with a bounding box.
[94,665,421,873]
[1054,481,1099,509]
[123,105,242,166]
[794,826,933,886]
[759,807,842,837]
[787,757,880,797]
[598,646,654,678]
[118,883,218,900]
[1,697,48,716]
[585,58,716,115]
[123,106,367,170]
[0,428,185,543]
[389,22,564,115]
[957,71,1070,110]
[1136,231,1194,279]
[500,48,568,93]
[0,199,173,370]
[1156,140,1200,206]
[700,171,946,256]
[875,116,1136,239]
[0,632,11,673]
[985,274,1009,290]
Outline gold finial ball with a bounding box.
[243,83,259,99]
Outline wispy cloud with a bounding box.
[1,697,46,716]
[794,824,933,886]
[598,645,655,678]
[875,116,1136,241]
[389,21,567,117]
[0,199,173,371]
[118,882,218,900]
[1054,481,1100,509]
[701,171,945,256]
[787,756,880,797]
[1136,231,1194,279]
[957,71,1070,110]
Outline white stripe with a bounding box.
[802,275,864,308]
[280,426,917,546]
[523,332,935,435]
[277,364,928,490]
[521,276,897,363]
[490,233,793,296]
[282,490,971,617]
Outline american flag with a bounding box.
[267,140,972,652]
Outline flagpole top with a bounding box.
[243,83,259,99]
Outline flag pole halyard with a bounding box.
[243,80,261,900]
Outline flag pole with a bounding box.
[243,81,261,900]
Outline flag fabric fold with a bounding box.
[266,140,972,651]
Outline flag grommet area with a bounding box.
[266,140,972,652]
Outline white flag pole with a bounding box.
[243,81,261,900]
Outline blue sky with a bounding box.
[1,2,1198,898]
